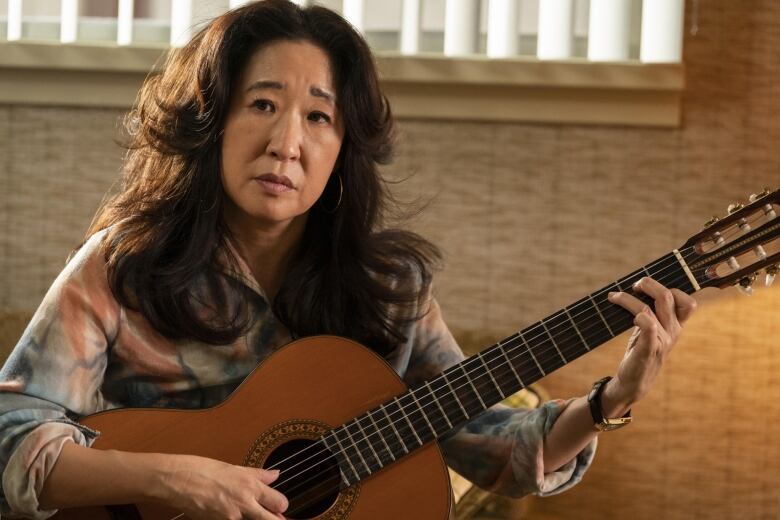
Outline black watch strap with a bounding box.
[587,376,632,431]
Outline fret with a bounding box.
[567,297,607,349]
[540,319,567,364]
[478,350,505,399]
[587,294,615,336]
[425,380,453,430]
[396,393,434,445]
[342,421,372,475]
[545,310,589,365]
[365,409,395,462]
[429,376,468,425]
[394,396,422,447]
[563,307,590,351]
[325,430,360,484]
[352,416,385,469]
[499,342,526,386]
[441,372,470,420]
[378,403,408,455]
[460,364,487,409]
[409,388,439,437]
[517,330,546,376]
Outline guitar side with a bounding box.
[53,336,453,520]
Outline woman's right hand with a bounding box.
[157,454,289,520]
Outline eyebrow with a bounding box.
[245,80,336,105]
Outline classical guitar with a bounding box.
[54,189,780,520]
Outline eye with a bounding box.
[251,99,275,112]
[308,111,332,124]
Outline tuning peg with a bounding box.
[767,265,779,287]
[749,188,772,202]
[704,216,719,228]
[728,203,744,214]
[738,273,757,295]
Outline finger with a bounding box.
[670,288,698,324]
[257,484,289,515]
[243,501,284,520]
[608,290,650,317]
[257,468,281,485]
[631,277,678,333]
[633,306,672,356]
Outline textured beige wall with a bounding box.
[1,1,779,519]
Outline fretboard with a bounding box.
[324,250,699,487]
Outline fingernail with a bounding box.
[270,469,280,477]
[608,291,618,300]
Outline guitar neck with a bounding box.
[324,249,700,487]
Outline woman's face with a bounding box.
[220,40,344,227]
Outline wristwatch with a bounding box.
[587,376,632,432]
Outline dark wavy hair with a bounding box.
[87,0,440,356]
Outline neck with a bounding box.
[224,206,307,301]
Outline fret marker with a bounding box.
[673,249,701,290]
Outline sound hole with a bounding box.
[266,438,341,519]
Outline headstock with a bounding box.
[681,188,780,293]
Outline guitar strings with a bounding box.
[270,245,702,495]
[266,244,702,499]
[264,217,774,511]
[268,214,763,488]
[274,215,777,513]
[274,268,692,515]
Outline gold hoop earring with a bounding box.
[321,174,343,214]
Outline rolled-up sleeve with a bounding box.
[401,296,596,498]
[0,230,118,518]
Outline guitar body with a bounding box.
[53,336,453,520]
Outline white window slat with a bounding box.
[444,0,480,56]
[487,0,519,58]
[7,0,22,41]
[60,0,79,43]
[117,0,134,46]
[400,0,421,55]
[343,0,364,33]
[588,0,632,61]
[537,0,574,59]
[640,0,684,63]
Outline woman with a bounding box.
[0,1,696,519]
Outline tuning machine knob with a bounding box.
[766,264,779,287]
[704,216,719,228]
[737,273,757,295]
[749,188,772,202]
[728,203,744,214]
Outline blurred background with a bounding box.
[1,1,778,519]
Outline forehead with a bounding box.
[238,40,336,92]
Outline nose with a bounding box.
[266,112,301,162]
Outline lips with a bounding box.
[255,173,294,189]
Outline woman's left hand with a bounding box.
[601,277,697,414]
